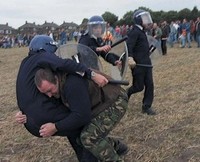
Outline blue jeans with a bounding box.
[60,39,67,45]
[196,35,200,47]
[168,34,174,47]
[181,32,191,47]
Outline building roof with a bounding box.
[60,21,78,28]
[0,23,15,30]
[18,21,39,28]
[41,21,59,28]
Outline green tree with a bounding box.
[151,11,165,23]
[178,8,191,21]
[80,18,89,31]
[136,6,152,13]
[81,18,89,24]
[118,11,134,26]
[78,6,199,29]
[153,10,179,24]
[191,6,199,20]
[165,11,178,22]
[102,12,118,26]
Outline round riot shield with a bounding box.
[56,43,103,71]
[55,43,128,80]
[108,40,128,80]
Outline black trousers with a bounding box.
[161,39,167,55]
[127,66,154,107]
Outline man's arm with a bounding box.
[126,29,138,68]
[79,34,118,66]
[126,29,138,58]
[37,53,108,87]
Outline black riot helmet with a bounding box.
[29,35,58,53]
[133,9,153,27]
[87,15,106,38]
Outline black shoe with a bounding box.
[142,105,156,115]
[114,139,129,156]
[126,89,131,100]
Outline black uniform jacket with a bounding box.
[79,33,119,65]
[16,51,91,137]
[126,25,152,65]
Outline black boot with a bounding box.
[142,105,156,115]
[113,139,129,156]
[126,88,131,100]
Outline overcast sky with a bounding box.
[1,0,199,28]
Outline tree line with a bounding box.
[88,6,200,26]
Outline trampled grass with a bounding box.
[0,43,199,162]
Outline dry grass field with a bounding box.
[0,43,200,162]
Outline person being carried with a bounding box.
[33,67,129,162]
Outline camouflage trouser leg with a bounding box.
[80,93,128,162]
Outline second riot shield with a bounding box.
[147,35,162,65]
[108,40,128,80]
[56,43,103,71]
[56,43,128,81]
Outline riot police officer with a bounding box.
[79,15,121,67]
[126,9,156,115]
[16,35,108,161]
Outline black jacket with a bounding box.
[57,73,127,131]
[126,25,152,65]
[57,74,92,132]
[16,51,91,137]
[79,33,119,65]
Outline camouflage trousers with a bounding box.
[80,92,128,162]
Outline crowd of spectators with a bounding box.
[0,33,34,48]
[100,17,200,55]
[1,17,200,50]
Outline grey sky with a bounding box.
[1,0,199,28]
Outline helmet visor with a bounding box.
[137,12,153,25]
[88,23,106,38]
